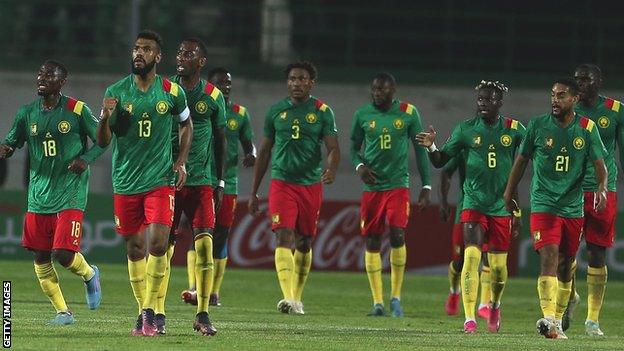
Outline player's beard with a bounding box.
[131,59,156,78]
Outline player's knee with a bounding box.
[366,236,382,251]
[587,243,607,267]
[51,249,75,267]
[33,250,51,265]
[452,259,463,272]
[295,236,311,252]
[275,229,294,248]
[389,229,405,248]
[212,229,229,259]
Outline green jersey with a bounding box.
[170,76,226,187]
[442,116,525,216]
[3,95,105,213]
[264,96,338,185]
[105,75,189,195]
[223,102,254,195]
[350,100,431,191]
[575,96,624,192]
[442,152,466,224]
[519,113,606,217]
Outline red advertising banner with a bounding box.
[172,200,518,274]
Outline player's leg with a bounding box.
[445,223,463,316]
[459,210,486,333]
[386,188,409,318]
[211,194,237,306]
[51,209,101,310]
[484,216,512,333]
[532,213,561,339]
[361,191,385,316]
[124,231,147,335]
[561,257,579,332]
[23,212,72,325]
[269,180,297,313]
[292,233,312,315]
[477,251,491,319]
[553,253,573,339]
[190,185,218,336]
[155,233,175,334]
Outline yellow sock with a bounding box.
[155,244,175,315]
[488,253,508,307]
[479,265,491,307]
[390,245,406,299]
[448,262,460,294]
[555,280,572,320]
[142,253,167,310]
[587,266,608,322]
[66,252,94,281]
[34,262,68,313]
[461,246,481,320]
[365,251,383,305]
[195,235,214,313]
[293,250,312,301]
[537,275,558,318]
[212,258,228,295]
[275,247,295,301]
[128,258,146,314]
[187,250,196,290]
[569,259,577,302]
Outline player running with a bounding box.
[0,60,103,325]
[96,30,193,336]
[417,80,524,333]
[248,61,340,315]
[350,72,430,317]
[504,78,607,339]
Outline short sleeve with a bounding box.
[3,106,28,149]
[440,124,464,157]
[172,85,188,117]
[588,124,607,161]
[213,92,227,129]
[519,120,536,157]
[407,107,424,138]
[321,107,338,137]
[263,110,276,139]
[241,110,253,141]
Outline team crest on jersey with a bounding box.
[393,118,404,130]
[227,118,239,130]
[533,231,541,242]
[598,116,610,128]
[58,121,71,134]
[156,101,168,115]
[573,137,585,149]
[123,103,133,114]
[272,214,280,224]
[195,101,208,114]
[472,135,482,147]
[500,134,512,147]
[306,113,317,123]
[30,123,38,136]
[545,137,554,149]
[279,111,288,120]
[368,120,376,130]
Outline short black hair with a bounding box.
[372,72,396,86]
[284,61,317,80]
[42,59,68,79]
[137,29,163,51]
[553,77,580,96]
[182,37,208,58]
[208,67,230,80]
[575,63,602,79]
[475,80,508,95]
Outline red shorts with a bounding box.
[360,188,410,235]
[269,179,322,236]
[584,191,617,248]
[172,185,215,234]
[22,209,84,252]
[114,186,175,236]
[530,213,584,257]
[460,209,511,251]
[216,194,238,228]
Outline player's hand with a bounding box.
[440,201,451,222]
[213,185,224,212]
[595,188,607,212]
[416,187,431,211]
[242,153,256,168]
[248,194,260,216]
[356,165,377,185]
[321,168,336,184]
[173,161,187,190]
[0,144,14,158]
[415,125,437,147]
[511,216,521,239]
[100,98,117,120]
[68,158,88,174]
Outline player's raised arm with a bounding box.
[71,104,106,174]
[415,125,452,168]
[96,97,117,147]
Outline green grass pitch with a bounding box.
[1,259,622,350]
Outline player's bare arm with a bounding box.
[67,158,88,174]
[240,138,256,168]
[0,144,14,159]
[415,125,451,167]
[248,137,274,215]
[504,154,529,213]
[96,97,117,147]
[212,124,226,210]
[594,158,608,212]
[174,117,193,190]
[321,135,340,185]
[439,169,452,221]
